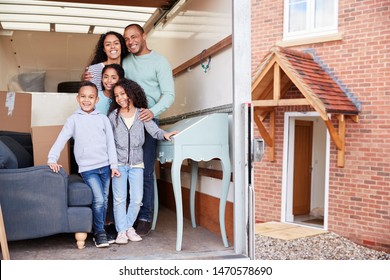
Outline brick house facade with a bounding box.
[251,0,389,253]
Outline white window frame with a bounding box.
[283,0,338,41]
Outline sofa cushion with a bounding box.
[68,174,93,206]
[0,131,33,156]
[67,207,93,233]
[0,140,18,169]
[0,136,33,168]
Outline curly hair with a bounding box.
[101,63,125,90]
[88,31,128,65]
[108,78,148,126]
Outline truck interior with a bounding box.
[0,0,253,259]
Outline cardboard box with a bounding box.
[0,91,78,132]
[31,125,71,174]
[31,92,78,126]
[1,91,78,174]
[0,91,32,133]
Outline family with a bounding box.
[47,24,178,248]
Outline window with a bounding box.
[283,0,338,40]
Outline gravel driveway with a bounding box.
[255,232,390,260]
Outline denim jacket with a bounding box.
[108,108,166,166]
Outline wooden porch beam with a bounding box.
[348,115,359,123]
[274,56,328,120]
[252,98,310,107]
[254,107,273,123]
[253,108,276,162]
[252,78,273,101]
[274,63,280,100]
[269,111,275,161]
[324,115,346,167]
[253,113,273,147]
[337,115,346,167]
[256,78,295,121]
[252,58,277,91]
[324,119,343,150]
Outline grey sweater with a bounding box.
[48,109,118,173]
[108,108,166,166]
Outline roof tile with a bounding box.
[253,46,360,116]
[277,46,360,115]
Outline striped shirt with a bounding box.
[87,62,105,91]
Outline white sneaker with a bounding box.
[127,227,142,242]
[115,231,128,244]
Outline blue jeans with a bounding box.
[80,165,111,234]
[137,120,158,222]
[113,166,144,233]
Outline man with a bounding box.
[121,24,175,236]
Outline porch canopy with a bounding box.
[252,46,360,167]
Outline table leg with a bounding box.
[219,150,231,247]
[190,160,198,228]
[152,173,158,230]
[171,159,183,251]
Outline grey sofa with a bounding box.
[0,133,93,249]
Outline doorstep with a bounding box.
[255,221,327,240]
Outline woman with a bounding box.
[85,31,128,91]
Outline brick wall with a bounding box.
[251,0,390,253]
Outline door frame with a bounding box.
[232,0,252,257]
[281,112,330,230]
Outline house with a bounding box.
[251,0,389,253]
